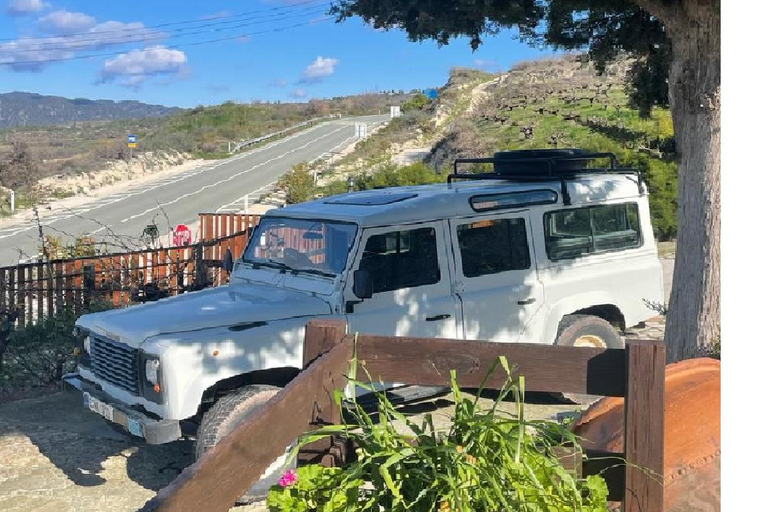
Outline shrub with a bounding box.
[0,301,112,391]
[279,163,317,204]
[267,357,609,512]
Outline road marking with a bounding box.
[119,125,349,224]
[0,122,344,242]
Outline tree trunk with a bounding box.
[641,0,720,362]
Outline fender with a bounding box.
[538,291,620,345]
[146,315,342,420]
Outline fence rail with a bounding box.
[141,320,665,512]
[230,115,335,153]
[0,214,259,327]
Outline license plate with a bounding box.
[84,392,114,422]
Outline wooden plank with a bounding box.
[45,262,54,319]
[7,268,16,324]
[0,268,6,310]
[623,339,665,512]
[25,265,33,324]
[299,319,349,465]
[64,261,74,311]
[36,262,44,321]
[356,335,628,396]
[139,336,354,512]
[54,262,63,312]
[17,266,26,327]
[73,259,83,316]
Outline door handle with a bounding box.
[426,314,452,322]
[517,298,537,306]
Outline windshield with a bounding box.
[243,217,357,275]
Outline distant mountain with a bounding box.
[0,92,182,129]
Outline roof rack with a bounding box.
[448,149,644,205]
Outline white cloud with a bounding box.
[38,10,96,35]
[100,46,187,89]
[289,88,307,99]
[299,56,339,84]
[0,19,164,72]
[6,0,46,16]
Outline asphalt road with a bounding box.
[0,115,388,266]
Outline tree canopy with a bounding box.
[332,0,669,116]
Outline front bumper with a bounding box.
[62,373,181,445]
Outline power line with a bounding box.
[3,4,330,52]
[0,17,333,67]
[0,0,328,44]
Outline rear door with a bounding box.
[449,212,544,343]
[344,221,460,340]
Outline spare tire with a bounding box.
[555,314,624,404]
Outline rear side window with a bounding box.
[544,203,641,260]
[359,227,440,293]
[457,218,531,277]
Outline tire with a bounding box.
[195,384,296,503]
[554,314,624,405]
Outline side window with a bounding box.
[359,227,440,293]
[456,218,531,278]
[545,203,641,260]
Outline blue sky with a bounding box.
[0,0,558,107]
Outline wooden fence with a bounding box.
[198,212,260,242]
[141,319,665,512]
[0,214,259,328]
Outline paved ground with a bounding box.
[0,115,388,266]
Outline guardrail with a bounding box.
[141,319,665,512]
[230,115,339,154]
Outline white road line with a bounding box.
[119,126,348,224]
[0,122,341,242]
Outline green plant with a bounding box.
[267,357,609,512]
[279,163,318,204]
[0,301,113,391]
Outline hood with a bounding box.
[76,282,331,345]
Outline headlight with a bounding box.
[83,336,91,355]
[145,359,161,385]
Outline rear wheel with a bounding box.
[195,384,295,503]
[554,314,624,405]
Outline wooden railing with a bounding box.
[0,214,259,327]
[141,320,665,512]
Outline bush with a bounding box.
[267,358,609,512]
[279,163,317,204]
[0,302,112,391]
[402,93,431,112]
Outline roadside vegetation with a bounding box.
[0,91,414,216]
[307,57,678,240]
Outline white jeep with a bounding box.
[63,149,663,495]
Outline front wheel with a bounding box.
[555,314,624,405]
[195,384,296,503]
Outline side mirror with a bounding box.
[222,248,234,273]
[353,269,373,299]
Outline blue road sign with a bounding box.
[127,134,138,144]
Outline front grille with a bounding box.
[90,336,140,395]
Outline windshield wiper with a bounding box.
[244,259,291,272]
[292,267,336,278]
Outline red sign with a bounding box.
[173,224,192,246]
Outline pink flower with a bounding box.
[278,469,298,488]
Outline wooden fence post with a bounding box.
[299,319,349,466]
[83,264,95,310]
[624,339,665,512]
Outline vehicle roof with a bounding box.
[266,173,646,227]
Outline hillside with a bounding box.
[0,91,413,198]
[280,55,678,240]
[0,92,180,129]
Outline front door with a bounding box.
[449,212,544,343]
[344,221,459,340]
